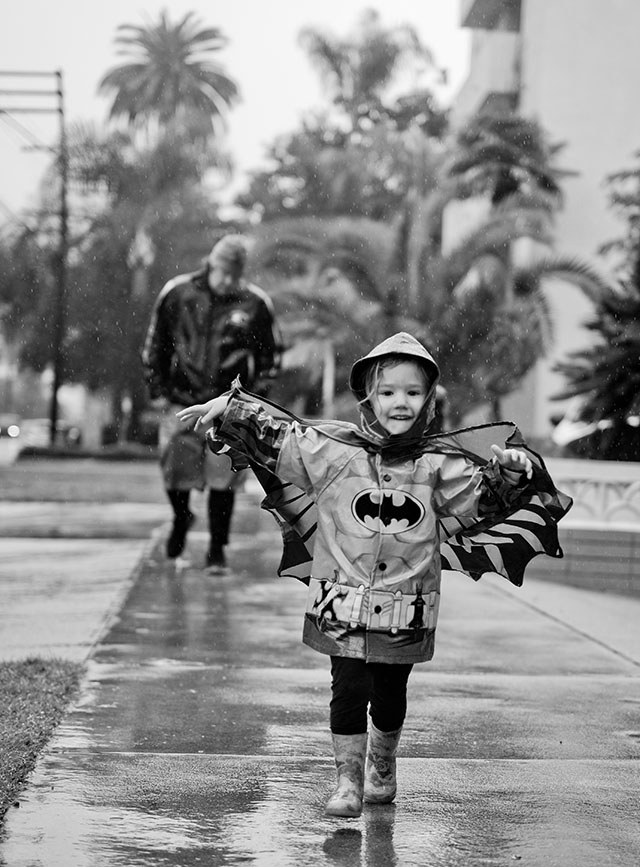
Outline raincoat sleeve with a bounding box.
[432,454,530,520]
[208,394,319,583]
[209,392,326,491]
[208,394,291,474]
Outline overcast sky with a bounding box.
[0,0,470,221]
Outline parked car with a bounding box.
[21,418,82,448]
[0,413,21,439]
[0,413,22,465]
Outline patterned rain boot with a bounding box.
[363,723,402,804]
[325,733,367,818]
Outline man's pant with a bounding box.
[160,406,244,553]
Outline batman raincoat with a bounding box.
[208,333,572,664]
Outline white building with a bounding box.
[451,0,640,437]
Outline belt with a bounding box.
[308,579,440,634]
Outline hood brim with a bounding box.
[349,332,439,402]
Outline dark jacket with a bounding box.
[142,268,280,406]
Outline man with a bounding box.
[142,234,281,571]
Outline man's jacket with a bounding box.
[142,268,280,406]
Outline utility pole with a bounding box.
[0,70,68,446]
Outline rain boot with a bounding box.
[325,733,367,818]
[363,723,402,804]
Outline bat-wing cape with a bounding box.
[210,384,573,588]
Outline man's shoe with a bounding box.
[166,511,195,558]
[205,545,228,573]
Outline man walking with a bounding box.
[142,234,281,571]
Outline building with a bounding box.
[451,0,640,437]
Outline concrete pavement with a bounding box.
[1,485,640,866]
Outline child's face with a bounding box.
[370,361,428,435]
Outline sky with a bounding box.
[0,0,470,222]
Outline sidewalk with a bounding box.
[1,490,640,866]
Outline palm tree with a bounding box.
[552,281,640,459]
[386,122,610,424]
[379,109,602,424]
[444,112,565,206]
[552,153,640,459]
[394,112,566,314]
[34,121,225,439]
[299,8,440,134]
[98,10,239,138]
[435,240,611,423]
[248,216,398,416]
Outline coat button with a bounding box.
[383,474,391,482]
[378,562,387,571]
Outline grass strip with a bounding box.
[0,657,83,821]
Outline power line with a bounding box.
[0,198,34,233]
[0,110,56,151]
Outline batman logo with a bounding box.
[352,488,424,534]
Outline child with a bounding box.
[177,332,571,819]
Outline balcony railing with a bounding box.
[453,30,520,123]
[461,0,521,31]
[522,458,640,596]
[545,458,640,530]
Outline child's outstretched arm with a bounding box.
[176,395,230,430]
[490,444,533,482]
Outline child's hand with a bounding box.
[176,396,229,430]
[490,444,533,480]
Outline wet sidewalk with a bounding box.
[1,489,640,866]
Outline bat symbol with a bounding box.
[352,489,424,532]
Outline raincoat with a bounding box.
[209,333,572,664]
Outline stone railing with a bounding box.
[529,458,640,595]
[544,457,640,530]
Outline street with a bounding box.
[1,465,640,865]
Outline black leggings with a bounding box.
[329,656,413,735]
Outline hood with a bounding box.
[349,332,440,445]
[349,332,439,400]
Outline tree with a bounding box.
[236,9,447,223]
[65,124,231,437]
[553,283,640,460]
[236,118,423,222]
[552,152,640,459]
[444,112,565,206]
[0,227,53,377]
[298,8,441,134]
[3,122,229,440]
[92,9,240,439]
[98,9,239,139]
[2,13,241,444]
[383,110,602,424]
[235,17,597,428]
[435,241,611,424]
[247,216,396,415]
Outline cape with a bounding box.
[210,384,573,588]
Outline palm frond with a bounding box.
[521,255,616,303]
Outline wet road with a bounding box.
[2,490,640,866]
